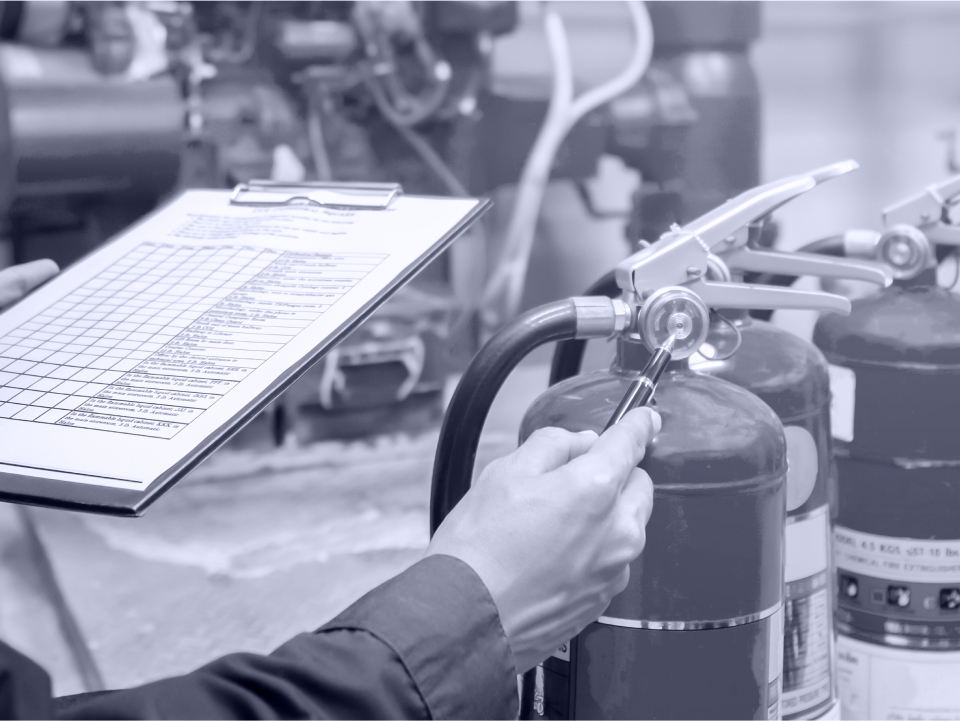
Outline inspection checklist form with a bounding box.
[0,190,481,494]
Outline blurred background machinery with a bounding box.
[0,0,520,443]
[0,0,768,446]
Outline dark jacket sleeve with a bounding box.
[55,554,518,720]
[0,641,53,720]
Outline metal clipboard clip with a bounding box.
[230,180,403,210]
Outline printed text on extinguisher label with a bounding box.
[835,527,960,583]
[782,508,834,719]
[768,608,784,719]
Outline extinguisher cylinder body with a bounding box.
[693,317,839,720]
[813,285,960,720]
[520,337,787,720]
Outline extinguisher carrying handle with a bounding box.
[616,160,860,299]
[429,297,630,535]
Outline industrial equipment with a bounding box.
[0,0,769,443]
[431,163,867,720]
[547,161,894,721]
[618,2,765,249]
[770,175,960,720]
[0,0,519,441]
[479,1,768,329]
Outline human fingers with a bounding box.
[0,260,59,309]
[621,467,654,525]
[565,407,660,494]
[612,564,631,596]
[608,470,654,565]
[502,426,599,476]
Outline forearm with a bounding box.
[57,556,518,720]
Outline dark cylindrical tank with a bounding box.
[521,337,787,720]
[628,2,762,246]
[0,45,183,200]
[813,285,960,720]
[693,316,838,720]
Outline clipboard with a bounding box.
[0,181,489,516]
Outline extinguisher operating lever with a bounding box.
[617,161,860,297]
[686,280,852,314]
[720,247,893,287]
[604,334,675,430]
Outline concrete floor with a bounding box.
[0,362,548,695]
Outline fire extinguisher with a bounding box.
[431,163,862,719]
[548,161,893,721]
[767,175,960,720]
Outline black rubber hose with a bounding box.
[750,235,845,321]
[548,270,620,386]
[430,299,580,535]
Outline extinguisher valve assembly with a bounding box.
[615,158,892,318]
[826,172,960,280]
[432,158,890,533]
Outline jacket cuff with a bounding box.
[318,554,518,720]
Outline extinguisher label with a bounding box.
[768,677,782,721]
[837,635,960,720]
[786,507,830,583]
[782,508,836,719]
[834,526,960,584]
[827,364,856,442]
[768,608,784,719]
[783,427,820,512]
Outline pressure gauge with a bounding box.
[638,286,709,359]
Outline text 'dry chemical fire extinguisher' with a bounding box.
[551,160,894,721]
[431,163,863,719]
[771,174,960,720]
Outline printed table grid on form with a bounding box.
[0,241,386,439]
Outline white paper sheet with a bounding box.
[0,190,480,489]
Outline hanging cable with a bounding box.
[480,1,654,336]
[306,102,334,182]
[391,122,469,198]
[355,2,452,129]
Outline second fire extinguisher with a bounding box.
[785,175,960,720]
